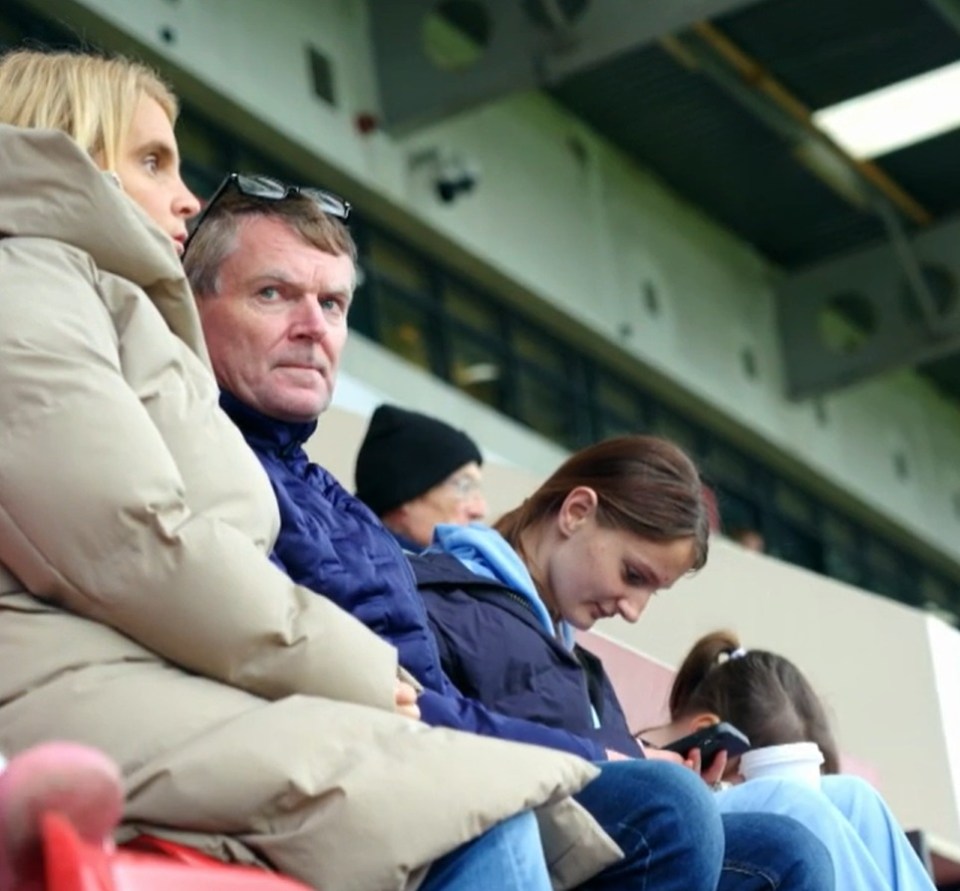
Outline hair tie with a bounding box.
[718,646,747,664]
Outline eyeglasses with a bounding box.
[445,473,484,501]
[183,172,351,256]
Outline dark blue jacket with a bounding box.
[412,552,644,758]
[221,393,604,761]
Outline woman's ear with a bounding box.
[557,486,599,537]
[686,712,722,733]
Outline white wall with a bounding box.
[928,617,960,835]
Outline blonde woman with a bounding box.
[0,48,616,891]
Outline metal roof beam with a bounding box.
[368,0,769,133]
[777,214,960,399]
[661,24,932,226]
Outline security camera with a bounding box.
[408,148,480,205]
[435,168,477,204]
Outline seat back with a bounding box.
[42,812,312,891]
[43,812,113,891]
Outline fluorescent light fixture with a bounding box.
[813,59,960,159]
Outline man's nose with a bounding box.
[290,299,330,339]
[467,494,488,521]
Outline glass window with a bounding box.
[594,373,644,431]
[596,412,640,439]
[176,111,230,177]
[512,325,567,379]
[863,541,918,605]
[774,482,817,531]
[515,367,581,449]
[444,280,500,333]
[715,488,761,538]
[375,282,437,374]
[0,16,24,44]
[368,233,430,295]
[920,572,952,610]
[701,443,752,494]
[447,327,506,411]
[766,522,823,573]
[822,512,858,551]
[650,408,700,456]
[823,545,863,587]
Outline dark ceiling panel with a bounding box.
[715,0,960,109]
[878,129,960,216]
[549,44,883,265]
[919,353,960,399]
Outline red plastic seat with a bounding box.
[42,812,311,891]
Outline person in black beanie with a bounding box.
[355,404,487,551]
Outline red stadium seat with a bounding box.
[42,811,311,891]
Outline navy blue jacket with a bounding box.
[221,393,604,761]
[413,552,644,758]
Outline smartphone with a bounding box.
[660,721,751,763]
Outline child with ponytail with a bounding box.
[641,631,935,891]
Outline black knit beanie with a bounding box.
[355,404,483,516]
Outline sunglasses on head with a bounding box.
[183,172,351,256]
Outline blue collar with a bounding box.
[429,523,575,650]
[219,390,317,456]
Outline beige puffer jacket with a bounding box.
[0,125,620,890]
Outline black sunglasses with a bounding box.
[184,172,351,256]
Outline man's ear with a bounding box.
[557,486,599,537]
[381,503,409,532]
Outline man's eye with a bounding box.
[258,287,281,300]
[321,298,345,317]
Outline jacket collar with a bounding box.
[411,553,580,660]
[409,552,504,588]
[390,529,427,555]
[219,390,317,455]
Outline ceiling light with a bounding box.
[813,59,960,159]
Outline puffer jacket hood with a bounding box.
[0,123,209,365]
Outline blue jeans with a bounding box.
[718,776,934,891]
[573,760,834,890]
[419,811,550,891]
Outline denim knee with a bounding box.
[721,811,834,891]
[419,811,551,891]
[576,760,724,890]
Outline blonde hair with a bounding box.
[0,48,177,170]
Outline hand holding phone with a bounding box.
[661,721,750,764]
